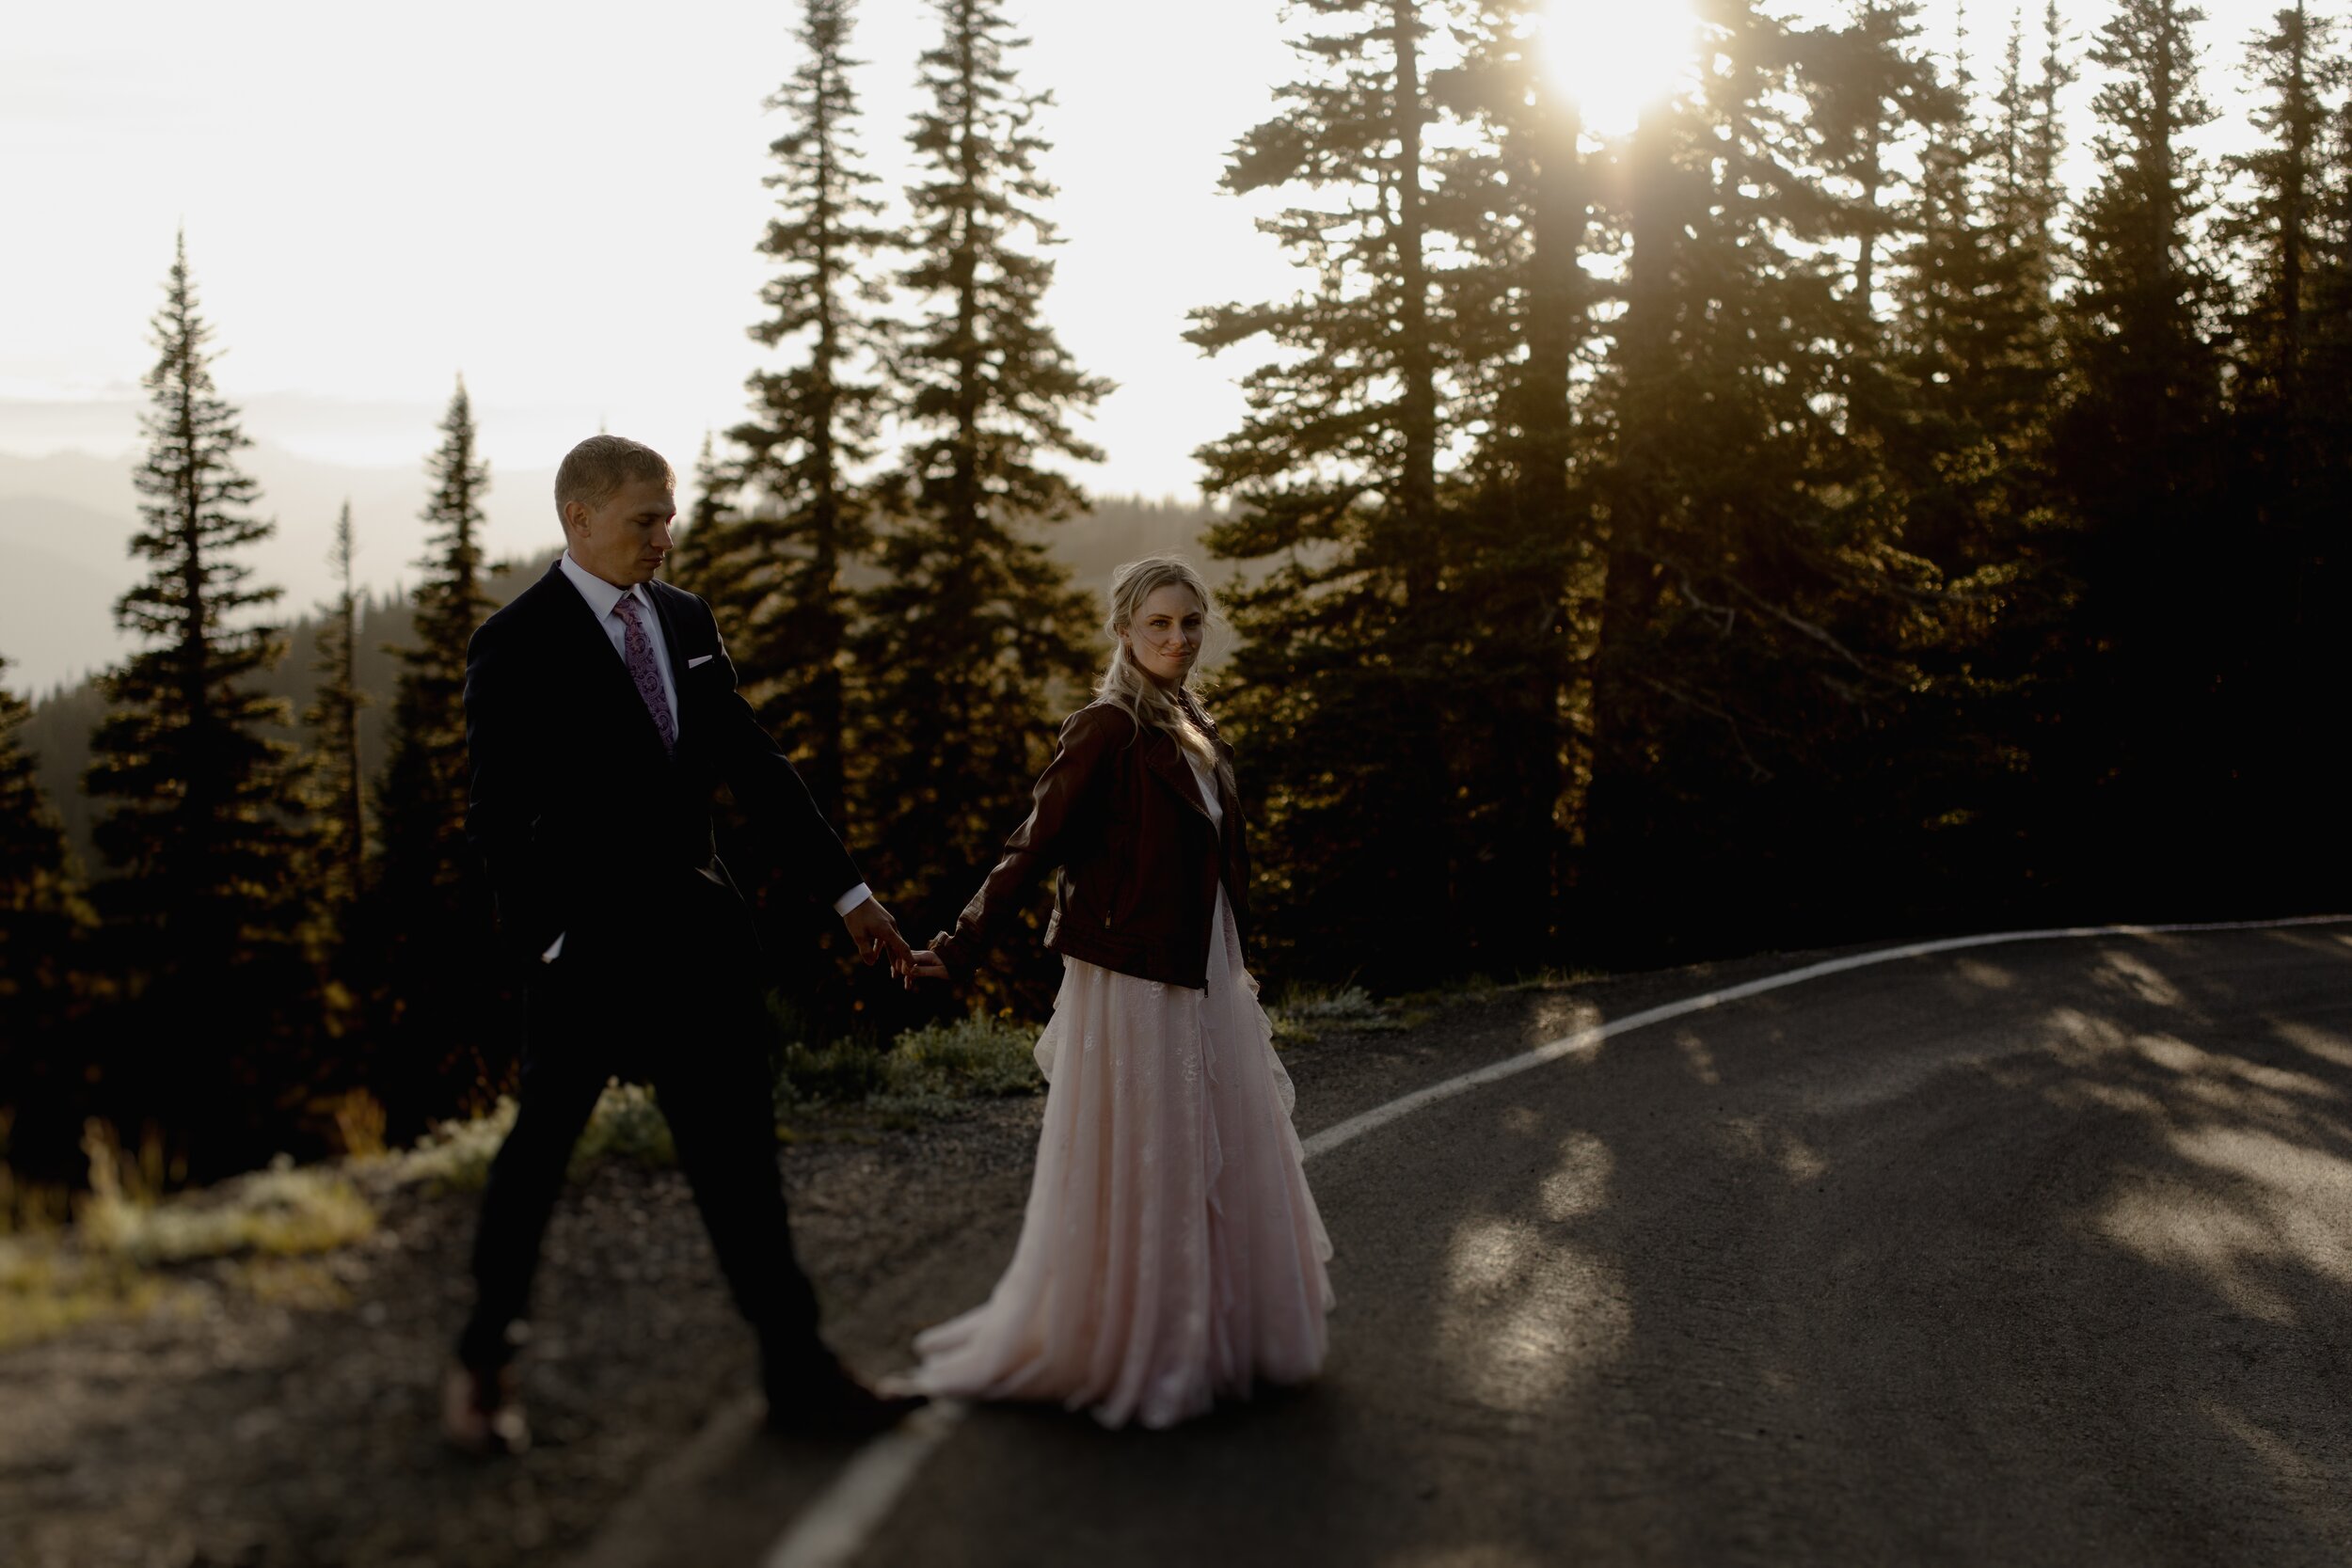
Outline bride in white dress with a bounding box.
[901,557,1333,1429]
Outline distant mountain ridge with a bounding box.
[12,494,1220,876]
[0,444,565,695]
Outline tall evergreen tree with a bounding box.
[2213,2,2351,901]
[1864,21,2073,912]
[303,501,368,913]
[1583,0,1939,957]
[853,0,1104,1001]
[1421,0,1606,974]
[83,233,312,1168]
[1188,0,1466,984]
[2218,3,2344,473]
[0,654,93,1167]
[1986,6,2073,327]
[87,232,305,974]
[377,378,491,904]
[709,0,898,836]
[662,434,731,595]
[1809,0,1952,340]
[2029,0,2078,278]
[2047,0,2229,903]
[371,381,501,1120]
[2312,38,2352,487]
[2062,0,2223,482]
[1,654,87,1006]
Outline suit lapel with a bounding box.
[646,582,709,753]
[646,584,693,720]
[645,582,689,679]
[540,562,671,765]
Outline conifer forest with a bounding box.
[2,0,2346,1187]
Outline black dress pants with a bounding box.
[454,898,824,1374]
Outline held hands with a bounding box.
[842,896,916,980]
[900,949,951,989]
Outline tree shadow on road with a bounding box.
[1293,924,2352,1568]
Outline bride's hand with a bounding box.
[902,950,952,988]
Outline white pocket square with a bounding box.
[687,653,715,669]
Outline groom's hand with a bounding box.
[843,896,914,976]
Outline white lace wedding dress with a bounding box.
[906,754,1335,1429]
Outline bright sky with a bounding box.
[2,0,1301,498]
[0,0,2307,497]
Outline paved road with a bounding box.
[609,923,2352,1567]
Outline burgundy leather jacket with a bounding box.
[929,698,1251,990]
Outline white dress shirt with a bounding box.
[559,551,681,740]
[540,553,869,962]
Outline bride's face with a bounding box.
[1123,584,1204,688]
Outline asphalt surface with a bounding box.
[593,923,2352,1568]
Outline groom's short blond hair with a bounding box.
[554,435,674,522]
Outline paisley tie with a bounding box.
[611,594,676,753]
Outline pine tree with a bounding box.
[1864,23,2073,914]
[86,232,305,974]
[1583,0,1939,957]
[2218,3,2344,476]
[0,654,93,1161]
[1986,6,2072,336]
[377,378,491,907]
[2029,0,2078,281]
[82,234,314,1168]
[662,434,731,595]
[1,654,87,1005]
[2047,0,2229,901]
[2313,45,2352,496]
[853,0,1104,1000]
[2062,0,2224,489]
[712,0,898,835]
[1421,0,1606,974]
[1809,0,1954,341]
[2212,2,2351,902]
[1186,0,1464,984]
[370,381,501,1118]
[303,501,368,913]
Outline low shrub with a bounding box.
[1266,982,1406,1043]
[881,1009,1042,1100]
[773,1039,890,1111]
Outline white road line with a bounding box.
[1304,913,2350,1158]
[762,1401,970,1568]
[758,911,2349,1566]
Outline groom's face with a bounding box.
[566,476,675,589]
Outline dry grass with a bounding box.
[389,1081,677,1194]
[0,1243,169,1351]
[0,1120,379,1351]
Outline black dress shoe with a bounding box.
[764,1354,927,1438]
[442,1362,531,1455]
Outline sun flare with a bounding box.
[1538,0,1699,137]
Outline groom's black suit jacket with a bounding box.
[463,558,862,980]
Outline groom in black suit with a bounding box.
[445,434,920,1451]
